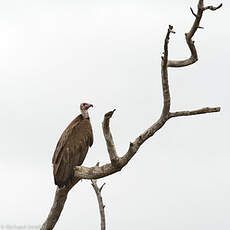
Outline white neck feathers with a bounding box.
[81,109,89,119]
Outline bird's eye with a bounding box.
[83,103,86,106]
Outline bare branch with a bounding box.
[75,163,119,179]
[40,188,68,230]
[74,0,222,180]
[169,107,221,118]
[161,25,174,117]
[75,117,170,180]
[167,0,222,68]
[75,6,221,179]
[91,180,106,230]
[203,3,223,11]
[40,179,80,230]
[102,109,120,166]
[190,7,198,17]
[99,183,106,192]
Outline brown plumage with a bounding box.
[52,103,93,188]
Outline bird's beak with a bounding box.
[88,104,93,109]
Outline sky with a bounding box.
[0,0,229,229]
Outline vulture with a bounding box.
[52,102,93,188]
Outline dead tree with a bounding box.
[40,1,222,229]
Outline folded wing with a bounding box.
[52,115,93,187]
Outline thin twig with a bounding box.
[203,3,223,11]
[190,7,198,17]
[91,180,106,230]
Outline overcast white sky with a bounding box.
[0,0,229,229]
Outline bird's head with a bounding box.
[80,102,93,118]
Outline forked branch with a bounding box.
[75,24,175,180]
[91,180,106,230]
[167,0,222,67]
[75,0,221,179]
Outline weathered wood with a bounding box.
[41,179,80,230]
[167,1,222,68]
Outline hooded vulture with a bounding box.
[52,102,93,188]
